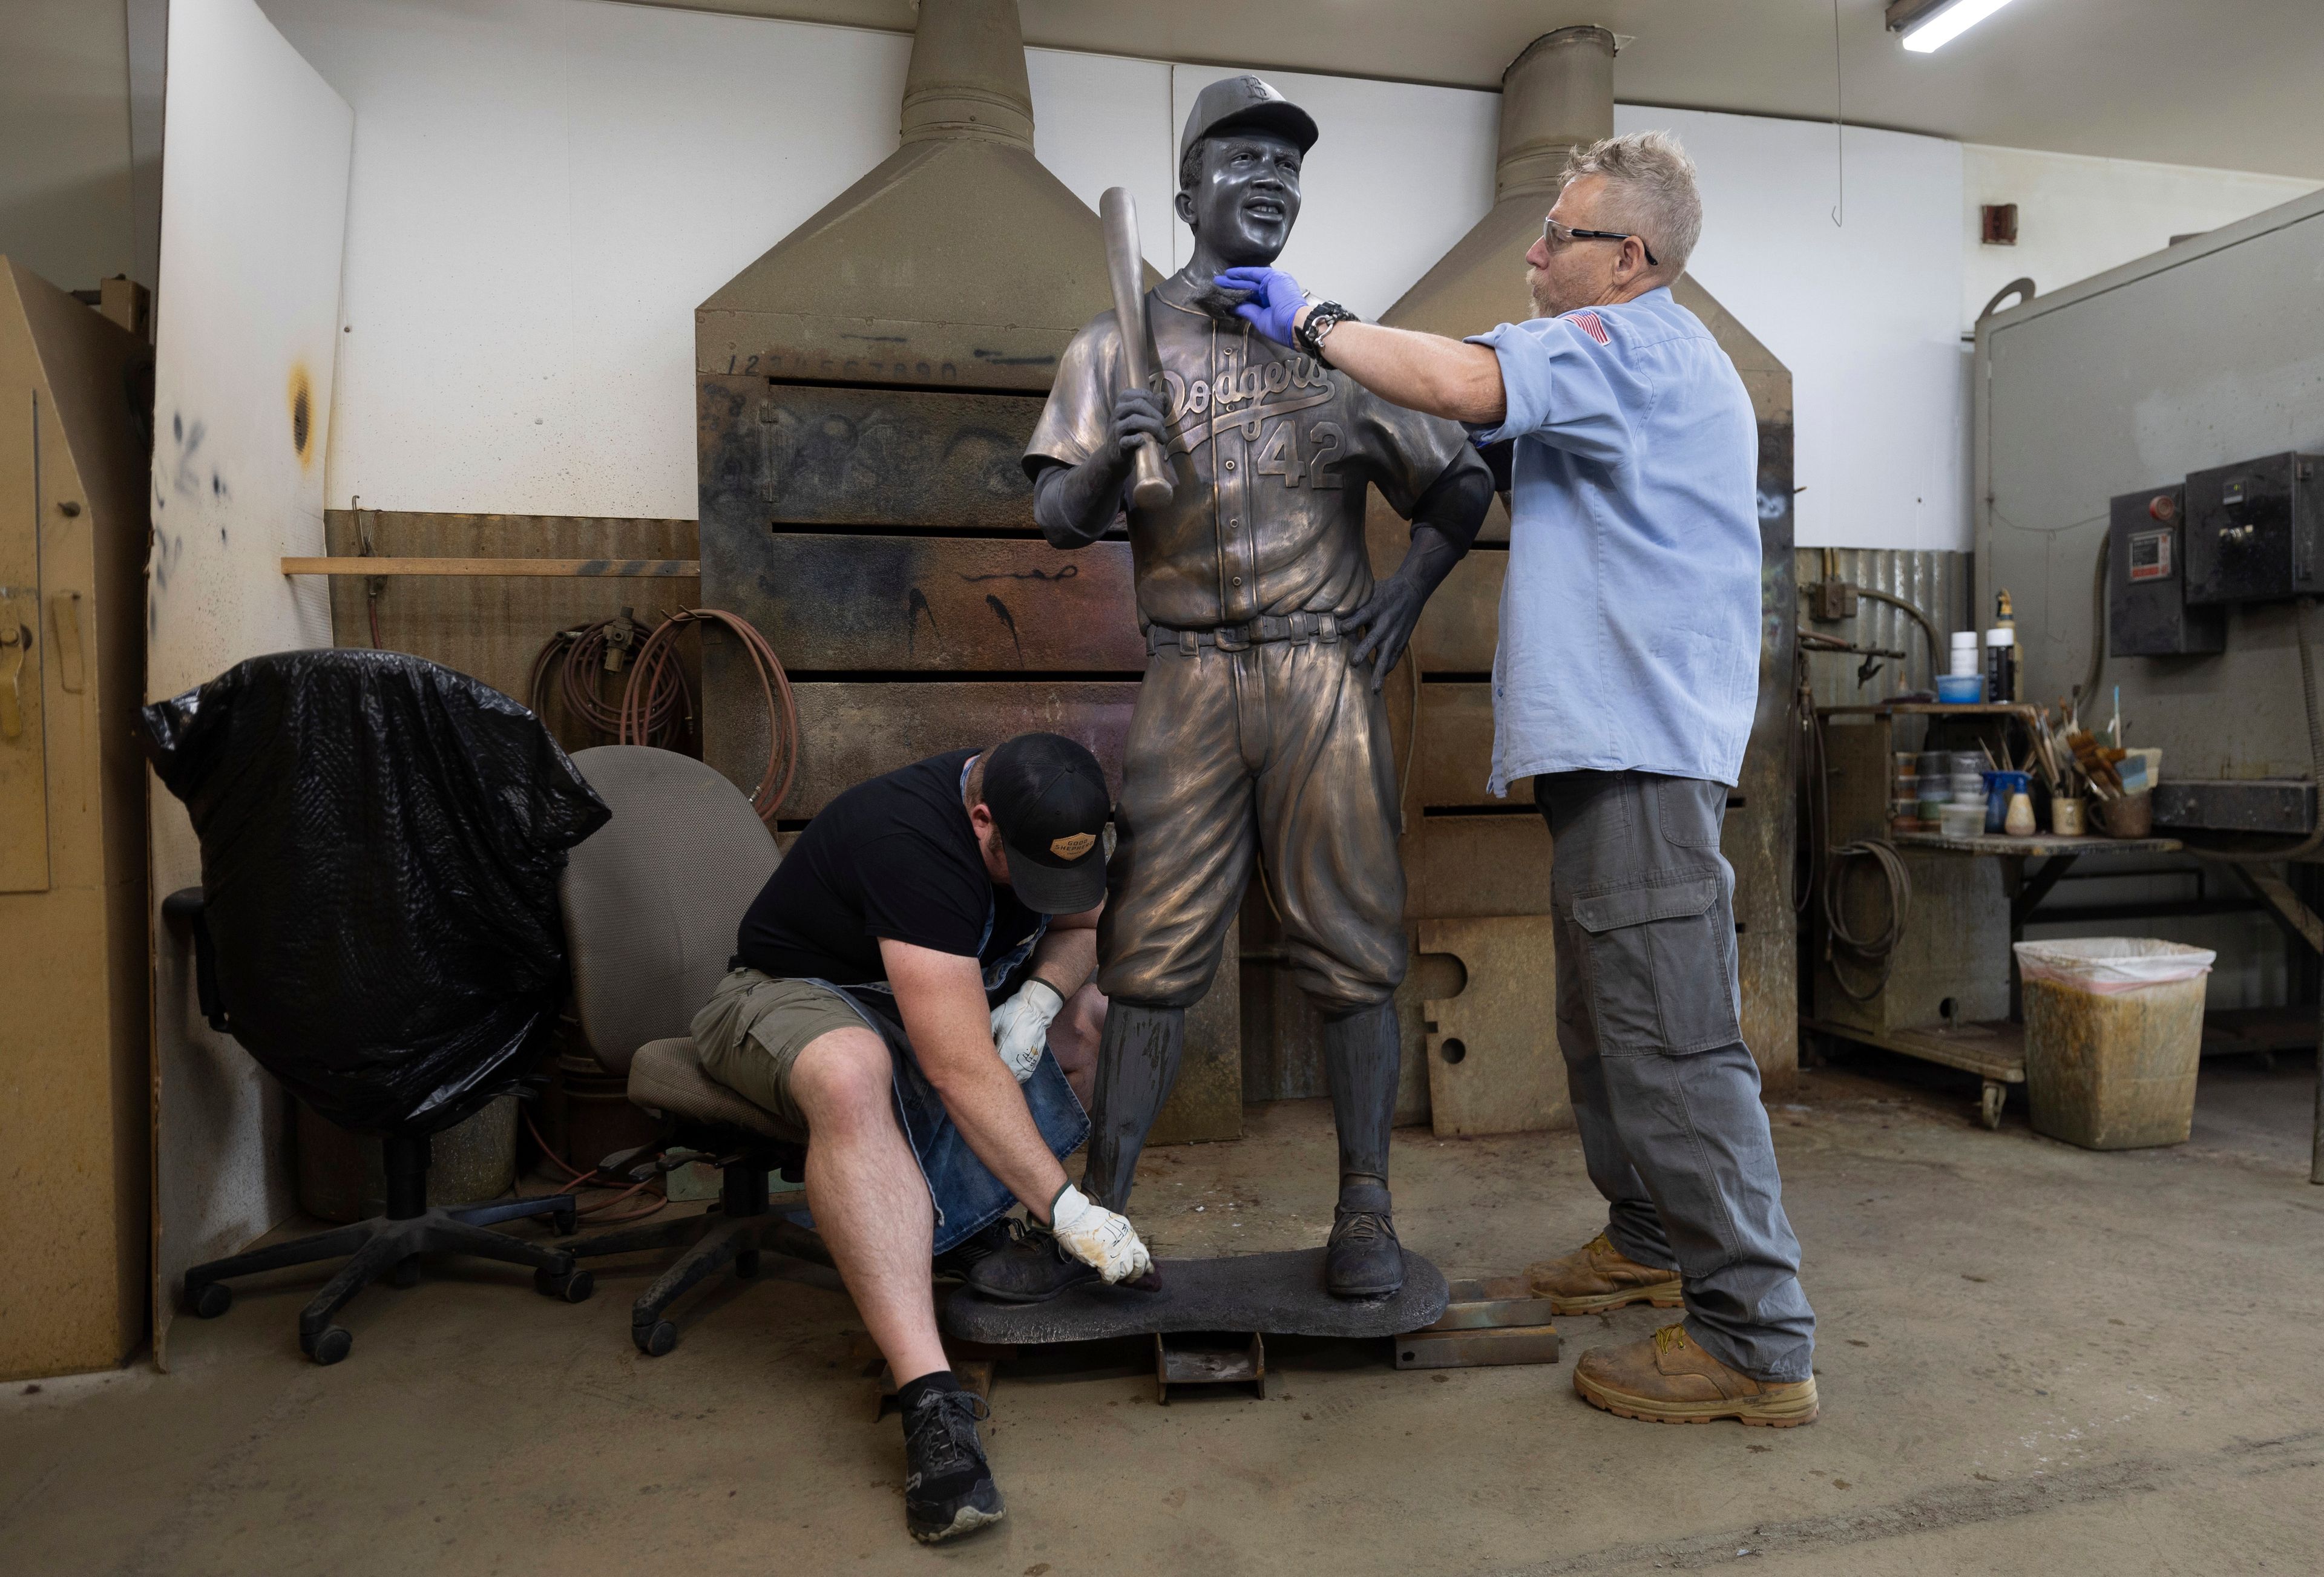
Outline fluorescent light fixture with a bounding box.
[1885,0,2021,53]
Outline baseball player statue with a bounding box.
[969,76,1493,1302]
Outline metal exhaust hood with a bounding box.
[695,0,1118,393]
[1382,25,1788,413]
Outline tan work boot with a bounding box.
[1525,1231,1682,1315]
[1574,1323,1819,1428]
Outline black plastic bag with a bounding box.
[142,651,611,1135]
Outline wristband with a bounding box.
[1296,301,1359,368]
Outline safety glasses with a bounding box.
[1542,217,1658,268]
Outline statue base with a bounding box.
[942,1247,1449,1346]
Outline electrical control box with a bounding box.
[2109,485,2224,656]
[2184,451,2321,605]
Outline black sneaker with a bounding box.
[962,1218,1099,1304]
[902,1389,1005,1544]
[931,1218,1016,1283]
[1326,1183,1405,1299]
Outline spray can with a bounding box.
[1985,590,2018,705]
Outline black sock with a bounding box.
[897,1368,962,1417]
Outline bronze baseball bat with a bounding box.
[1098,187,1175,513]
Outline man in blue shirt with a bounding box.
[1221,130,1816,1428]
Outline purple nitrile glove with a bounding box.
[1213,266,1308,347]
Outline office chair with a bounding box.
[555,746,815,1357]
[148,651,609,1365]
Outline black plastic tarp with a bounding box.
[142,651,611,1135]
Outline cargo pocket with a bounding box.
[1655,775,1725,850]
[1572,875,1740,1054]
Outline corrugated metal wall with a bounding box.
[1794,548,1972,710]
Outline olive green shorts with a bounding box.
[689,966,876,1133]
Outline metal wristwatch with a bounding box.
[1296,300,1359,367]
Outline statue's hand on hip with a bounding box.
[1343,575,1425,690]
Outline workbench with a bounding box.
[1807,702,2187,1127]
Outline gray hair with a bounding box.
[1561,131,1702,276]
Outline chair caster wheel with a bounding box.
[188,1282,232,1319]
[734,1250,761,1280]
[536,1267,595,1303]
[391,1255,421,1289]
[303,1326,353,1366]
[634,1320,678,1357]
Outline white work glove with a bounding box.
[1048,1183,1155,1285]
[988,979,1063,1083]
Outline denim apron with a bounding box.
[789,758,1089,1253]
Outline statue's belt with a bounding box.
[1147,611,1342,655]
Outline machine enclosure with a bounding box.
[2152,777,2319,835]
[2109,484,2225,657]
[2183,451,2321,606]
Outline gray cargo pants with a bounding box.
[1535,769,1816,1383]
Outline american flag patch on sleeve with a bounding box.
[1564,310,1610,346]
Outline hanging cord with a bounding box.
[353,496,384,649]
[1828,0,1845,228]
[1794,641,1827,916]
[2080,531,2107,710]
[1822,837,1912,1003]
[623,608,798,823]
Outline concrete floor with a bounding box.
[7,1053,2323,1576]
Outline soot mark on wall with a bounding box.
[287,364,313,467]
[907,586,937,654]
[986,594,1023,662]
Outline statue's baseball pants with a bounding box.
[1097,634,1406,1014]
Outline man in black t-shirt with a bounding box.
[691,733,1154,1546]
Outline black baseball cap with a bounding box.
[981,733,1112,914]
[1178,74,1319,171]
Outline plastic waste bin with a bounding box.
[2013,939,2214,1150]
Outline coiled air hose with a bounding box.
[623,608,798,824]
[531,606,798,824]
[1822,837,1913,1004]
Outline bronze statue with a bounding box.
[969,76,1492,1303]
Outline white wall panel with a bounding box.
[1618,106,1968,552]
[146,0,352,1365]
[270,0,911,519]
[1028,47,1173,275]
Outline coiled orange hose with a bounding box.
[620,609,796,823]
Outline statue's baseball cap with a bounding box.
[1178,74,1319,170]
[981,733,1112,914]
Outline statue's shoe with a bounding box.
[962,1221,1098,1304]
[1325,1184,1404,1299]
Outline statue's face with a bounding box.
[1177,131,1304,265]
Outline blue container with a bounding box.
[1935,673,1985,704]
[1983,770,2029,833]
